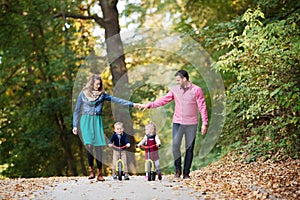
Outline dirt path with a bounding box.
[1,175,202,200]
[2,155,298,199]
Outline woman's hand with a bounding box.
[72,127,78,135]
[133,103,143,109]
[133,103,148,111]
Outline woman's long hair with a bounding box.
[84,74,104,92]
[82,74,105,101]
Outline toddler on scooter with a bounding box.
[108,121,131,180]
[137,122,162,180]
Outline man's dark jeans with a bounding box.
[172,123,197,175]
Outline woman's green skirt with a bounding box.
[80,115,106,146]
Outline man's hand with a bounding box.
[72,127,78,135]
[201,125,208,135]
[138,104,148,111]
[133,103,147,110]
[133,103,142,108]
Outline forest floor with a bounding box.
[0,154,299,200]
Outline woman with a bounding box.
[72,74,139,181]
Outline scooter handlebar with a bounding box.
[110,144,128,150]
[137,144,160,149]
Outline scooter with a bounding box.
[138,144,159,181]
[111,144,127,181]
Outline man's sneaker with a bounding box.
[174,170,181,179]
[183,174,191,180]
[158,172,162,180]
[124,174,130,180]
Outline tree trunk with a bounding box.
[99,0,127,83]
[99,0,136,174]
[59,131,78,176]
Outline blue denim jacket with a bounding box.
[73,91,133,128]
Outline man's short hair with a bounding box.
[175,70,189,81]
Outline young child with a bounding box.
[137,122,162,180]
[108,122,131,180]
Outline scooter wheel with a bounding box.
[151,171,156,181]
[118,163,122,181]
[147,172,151,181]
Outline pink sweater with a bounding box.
[146,83,208,125]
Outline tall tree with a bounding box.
[0,0,136,178]
[56,0,137,173]
[0,0,88,177]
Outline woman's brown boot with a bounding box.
[97,168,105,181]
[88,166,95,179]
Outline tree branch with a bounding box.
[54,13,106,28]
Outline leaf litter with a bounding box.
[0,155,299,199]
[184,154,299,199]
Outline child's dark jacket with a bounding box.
[108,132,130,148]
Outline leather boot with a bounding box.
[97,168,105,181]
[174,169,181,179]
[88,166,95,179]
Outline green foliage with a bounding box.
[1,0,299,178]
[213,6,300,160]
[0,0,91,177]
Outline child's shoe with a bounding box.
[144,176,148,180]
[124,173,130,180]
[158,172,162,180]
[112,174,117,180]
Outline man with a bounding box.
[140,69,208,180]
